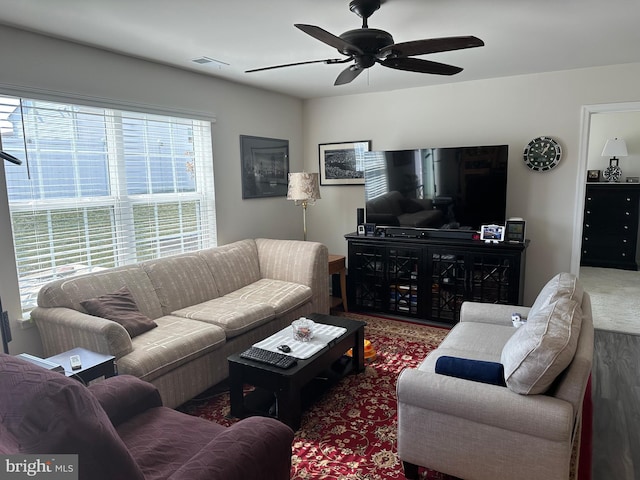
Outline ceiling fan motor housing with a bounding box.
[338,29,394,57]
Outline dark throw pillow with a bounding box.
[435,355,506,387]
[81,287,157,338]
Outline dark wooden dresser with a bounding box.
[581,183,639,270]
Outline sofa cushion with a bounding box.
[172,296,275,338]
[37,264,164,319]
[198,240,261,296]
[141,253,219,315]
[80,286,158,338]
[225,278,313,315]
[501,297,583,395]
[529,272,583,318]
[116,316,226,382]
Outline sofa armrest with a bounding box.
[256,238,330,314]
[31,306,133,358]
[397,368,574,442]
[89,375,162,426]
[167,416,294,480]
[459,301,532,326]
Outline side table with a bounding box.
[47,347,116,384]
[328,254,348,312]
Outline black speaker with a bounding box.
[356,208,365,226]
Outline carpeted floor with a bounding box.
[578,266,640,334]
[180,312,455,479]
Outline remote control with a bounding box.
[69,355,82,370]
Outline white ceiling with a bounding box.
[1,0,639,100]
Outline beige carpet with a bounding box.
[578,266,640,334]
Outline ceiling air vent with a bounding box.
[191,56,229,68]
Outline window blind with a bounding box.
[0,95,216,312]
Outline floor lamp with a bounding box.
[287,172,321,241]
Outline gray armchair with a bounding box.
[397,273,594,480]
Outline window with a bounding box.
[0,95,216,312]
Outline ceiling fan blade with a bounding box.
[246,58,349,73]
[380,36,484,58]
[381,57,463,76]
[295,24,363,55]
[334,65,365,86]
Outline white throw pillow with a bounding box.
[529,272,584,318]
[501,297,582,395]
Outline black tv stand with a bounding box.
[345,233,528,325]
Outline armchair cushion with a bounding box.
[435,356,506,386]
[0,354,145,480]
[501,297,582,394]
[81,286,157,338]
[529,272,583,318]
[89,374,162,427]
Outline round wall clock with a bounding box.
[523,136,562,172]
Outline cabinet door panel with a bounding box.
[387,247,421,316]
[428,251,467,324]
[469,254,516,304]
[349,243,385,310]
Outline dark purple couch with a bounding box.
[0,353,294,480]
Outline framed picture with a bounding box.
[505,219,526,243]
[319,140,371,186]
[240,135,289,199]
[587,169,600,182]
[480,224,505,243]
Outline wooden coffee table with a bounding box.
[228,313,366,430]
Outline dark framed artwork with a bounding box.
[240,135,289,199]
[319,140,371,186]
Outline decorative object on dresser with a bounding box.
[601,137,628,183]
[581,183,639,270]
[587,169,601,182]
[287,172,321,241]
[345,233,527,325]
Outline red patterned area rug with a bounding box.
[180,312,459,480]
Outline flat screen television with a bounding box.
[364,145,508,231]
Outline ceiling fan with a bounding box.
[246,0,484,86]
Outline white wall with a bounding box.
[303,63,640,306]
[0,25,304,354]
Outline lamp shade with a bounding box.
[287,172,321,202]
[601,138,628,158]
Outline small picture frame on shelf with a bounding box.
[363,223,376,236]
[626,176,639,183]
[587,169,600,182]
[480,224,505,243]
[505,219,526,243]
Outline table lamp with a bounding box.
[601,137,628,182]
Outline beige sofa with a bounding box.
[397,273,594,480]
[32,238,329,408]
